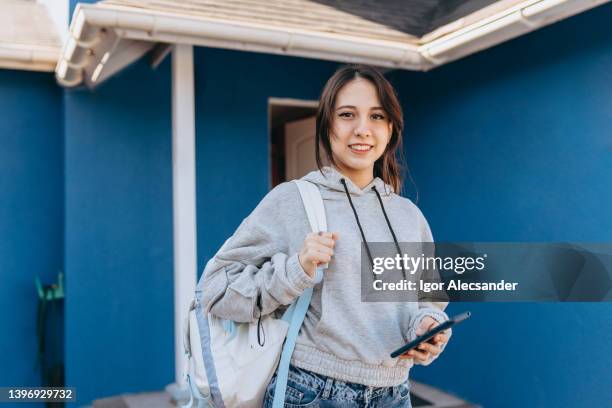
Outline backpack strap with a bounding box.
[272,180,327,408]
[295,180,327,235]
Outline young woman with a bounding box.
[199,65,451,408]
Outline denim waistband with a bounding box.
[286,364,410,403]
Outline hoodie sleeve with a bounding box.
[409,204,452,366]
[197,182,316,323]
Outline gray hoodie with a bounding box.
[198,166,450,387]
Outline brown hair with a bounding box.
[315,64,405,193]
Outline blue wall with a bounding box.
[0,70,63,393]
[396,4,612,407]
[63,59,174,403]
[194,48,338,269]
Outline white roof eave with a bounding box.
[55,3,425,88]
[0,43,59,72]
[55,0,611,88]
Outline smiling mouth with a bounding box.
[349,144,373,152]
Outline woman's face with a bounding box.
[330,78,392,182]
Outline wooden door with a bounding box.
[284,116,318,181]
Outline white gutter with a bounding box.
[56,0,610,88]
[55,3,424,87]
[0,44,58,72]
[420,0,610,66]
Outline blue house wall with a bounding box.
[395,4,612,407]
[194,48,339,266]
[63,59,175,403]
[0,70,63,393]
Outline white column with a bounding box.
[171,44,197,386]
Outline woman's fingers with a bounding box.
[318,231,339,240]
[398,330,448,363]
[416,341,441,356]
[316,237,336,248]
[311,249,332,263]
[307,243,334,256]
[304,243,334,263]
[433,333,448,345]
[307,238,335,251]
[400,339,443,362]
[402,348,430,362]
[299,232,338,277]
[310,232,336,248]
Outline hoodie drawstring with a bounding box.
[340,179,375,268]
[372,186,403,258]
[339,178,407,280]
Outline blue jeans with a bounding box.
[263,364,412,408]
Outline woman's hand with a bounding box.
[298,232,338,278]
[400,316,449,363]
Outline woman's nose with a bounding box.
[353,122,372,137]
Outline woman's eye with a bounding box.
[339,112,353,118]
[372,113,386,120]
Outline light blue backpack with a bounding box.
[181,180,326,408]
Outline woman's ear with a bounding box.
[387,122,393,142]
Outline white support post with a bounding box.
[171,44,197,386]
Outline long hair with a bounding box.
[315,64,406,193]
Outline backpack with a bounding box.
[181,180,326,408]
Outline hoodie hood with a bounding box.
[301,166,394,198]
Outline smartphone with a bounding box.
[390,312,471,358]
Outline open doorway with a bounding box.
[269,98,319,187]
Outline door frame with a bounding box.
[268,98,318,187]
